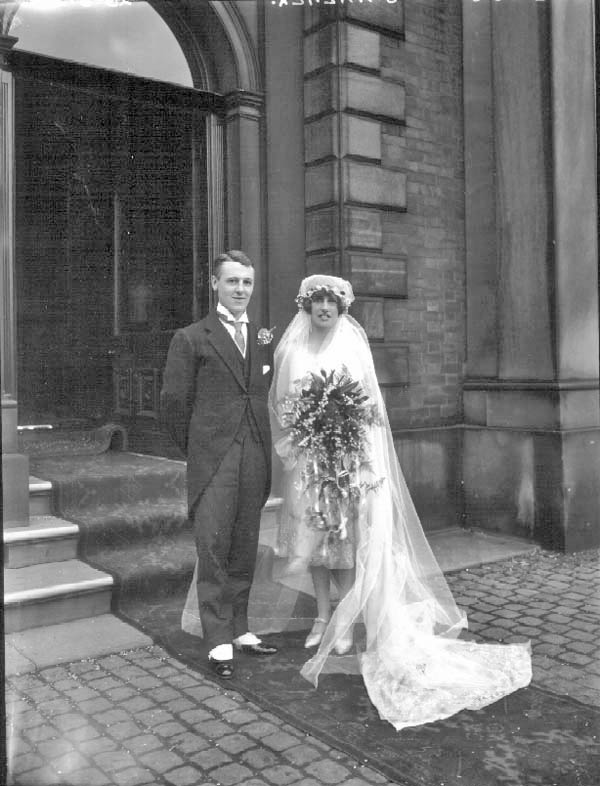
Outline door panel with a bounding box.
[16,81,115,423]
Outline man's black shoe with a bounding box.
[234,641,278,656]
[208,657,234,679]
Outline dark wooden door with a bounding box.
[110,96,209,454]
[16,79,115,424]
[13,54,219,450]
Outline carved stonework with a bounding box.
[344,1,405,36]
[351,299,384,341]
[305,206,338,253]
[304,68,405,124]
[343,70,405,122]
[344,116,381,160]
[305,252,339,279]
[304,70,336,119]
[344,207,382,249]
[302,8,407,374]
[304,114,337,163]
[224,89,264,118]
[349,252,407,298]
[223,86,266,323]
[305,160,339,207]
[0,33,18,63]
[303,0,405,36]
[345,160,406,210]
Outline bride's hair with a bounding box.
[294,275,354,314]
[299,287,345,314]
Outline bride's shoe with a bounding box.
[334,628,353,655]
[304,617,329,649]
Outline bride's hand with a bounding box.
[274,433,297,469]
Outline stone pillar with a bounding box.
[462,0,600,551]
[302,2,408,389]
[1,35,29,527]
[263,1,305,337]
[224,90,267,326]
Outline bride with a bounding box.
[267,274,532,731]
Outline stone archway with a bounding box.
[154,0,267,321]
[124,0,266,319]
[147,0,261,93]
[208,1,261,92]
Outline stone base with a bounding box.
[391,424,600,552]
[463,426,600,552]
[393,426,463,534]
[2,451,30,527]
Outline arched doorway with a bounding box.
[5,0,262,453]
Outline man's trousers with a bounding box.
[192,423,268,650]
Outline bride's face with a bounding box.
[310,295,339,332]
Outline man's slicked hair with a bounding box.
[213,250,254,278]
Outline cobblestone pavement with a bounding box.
[446,546,600,708]
[5,547,600,786]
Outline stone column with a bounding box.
[224,90,267,326]
[462,0,600,551]
[302,3,408,390]
[263,2,306,337]
[1,34,29,527]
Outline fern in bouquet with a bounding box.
[280,367,383,551]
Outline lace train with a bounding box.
[360,636,532,731]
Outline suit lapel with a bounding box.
[205,310,247,391]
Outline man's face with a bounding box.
[212,260,255,318]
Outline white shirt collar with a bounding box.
[217,302,249,323]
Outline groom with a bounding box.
[161,249,276,679]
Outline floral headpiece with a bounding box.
[295,275,355,312]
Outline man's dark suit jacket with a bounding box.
[160,310,272,513]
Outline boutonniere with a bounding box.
[257,327,276,346]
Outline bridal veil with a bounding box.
[267,276,531,730]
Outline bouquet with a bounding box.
[280,367,383,553]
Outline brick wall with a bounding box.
[382,0,465,427]
[302,0,465,430]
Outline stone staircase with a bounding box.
[3,476,114,634]
[4,462,283,642]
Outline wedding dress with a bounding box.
[266,276,532,731]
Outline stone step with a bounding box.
[5,614,153,676]
[3,515,79,568]
[29,476,53,516]
[78,497,189,551]
[29,452,186,510]
[86,497,284,602]
[92,529,197,602]
[4,559,113,633]
[3,496,283,634]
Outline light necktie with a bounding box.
[219,313,246,355]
